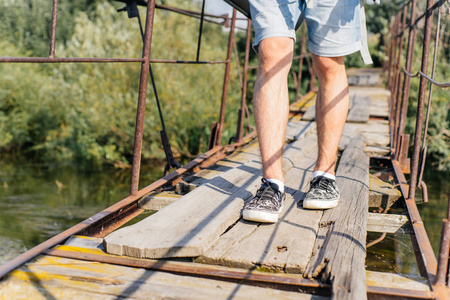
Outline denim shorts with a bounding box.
[249,0,372,63]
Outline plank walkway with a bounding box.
[1,69,428,299]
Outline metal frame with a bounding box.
[1,0,449,298]
[386,0,450,297]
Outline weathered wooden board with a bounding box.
[368,174,401,208]
[305,136,369,300]
[367,213,412,234]
[338,123,361,151]
[186,120,315,188]
[0,255,326,300]
[302,104,316,121]
[185,141,261,187]
[365,145,390,157]
[289,91,317,113]
[138,191,182,211]
[302,92,370,124]
[285,120,316,141]
[346,95,370,123]
[197,137,321,273]
[104,157,265,259]
[369,99,389,118]
[104,129,318,259]
[366,270,431,294]
[363,132,390,147]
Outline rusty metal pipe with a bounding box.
[435,219,450,286]
[0,57,145,63]
[236,19,252,143]
[402,69,450,88]
[295,26,307,101]
[49,0,59,58]
[408,0,435,199]
[391,14,401,153]
[196,0,206,61]
[0,57,229,64]
[130,0,157,195]
[216,9,237,146]
[392,160,437,283]
[393,7,408,158]
[397,0,417,153]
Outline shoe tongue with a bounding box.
[265,181,280,193]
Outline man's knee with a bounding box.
[258,37,294,76]
[312,54,345,81]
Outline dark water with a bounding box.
[0,159,164,264]
[0,158,448,277]
[365,167,450,276]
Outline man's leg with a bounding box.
[242,37,293,223]
[254,37,294,182]
[303,54,349,209]
[313,54,349,175]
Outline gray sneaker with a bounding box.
[303,176,340,209]
[243,178,286,223]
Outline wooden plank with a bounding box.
[302,104,316,121]
[367,213,412,234]
[363,132,390,147]
[104,129,318,259]
[346,95,370,123]
[302,92,370,124]
[305,135,369,300]
[198,137,322,274]
[104,157,265,259]
[285,120,315,141]
[365,145,390,157]
[366,270,431,293]
[188,120,315,188]
[368,174,401,208]
[338,124,361,151]
[289,91,317,113]
[0,255,326,300]
[138,191,182,211]
[65,235,104,249]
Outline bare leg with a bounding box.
[253,37,294,182]
[312,54,349,175]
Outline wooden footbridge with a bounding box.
[1,0,450,299]
[0,70,439,299]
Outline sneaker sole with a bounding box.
[303,198,339,210]
[242,204,283,223]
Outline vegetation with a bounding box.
[0,0,242,166]
[0,0,448,171]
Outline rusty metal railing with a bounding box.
[0,0,312,280]
[386,0,450,294]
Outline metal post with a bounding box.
[408,0,434,199]
[391,14,401,106]
[295,26,307,101]
[196,0,206,61]
[216,9,237,146]
[236,19,252,142]
[130,0,157,195]
[393,7,408,157]
[397,0,417,157]
[49,0,59,58]
[390,14,401,153]
[435,218,450,286]
[417,6,442,186]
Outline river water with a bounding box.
[0,158,448,277]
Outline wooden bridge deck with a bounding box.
[0,69,433,299]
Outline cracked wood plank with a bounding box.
[305,135,369,300]
[197,136,322,273]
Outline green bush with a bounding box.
[0,1,242,166]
